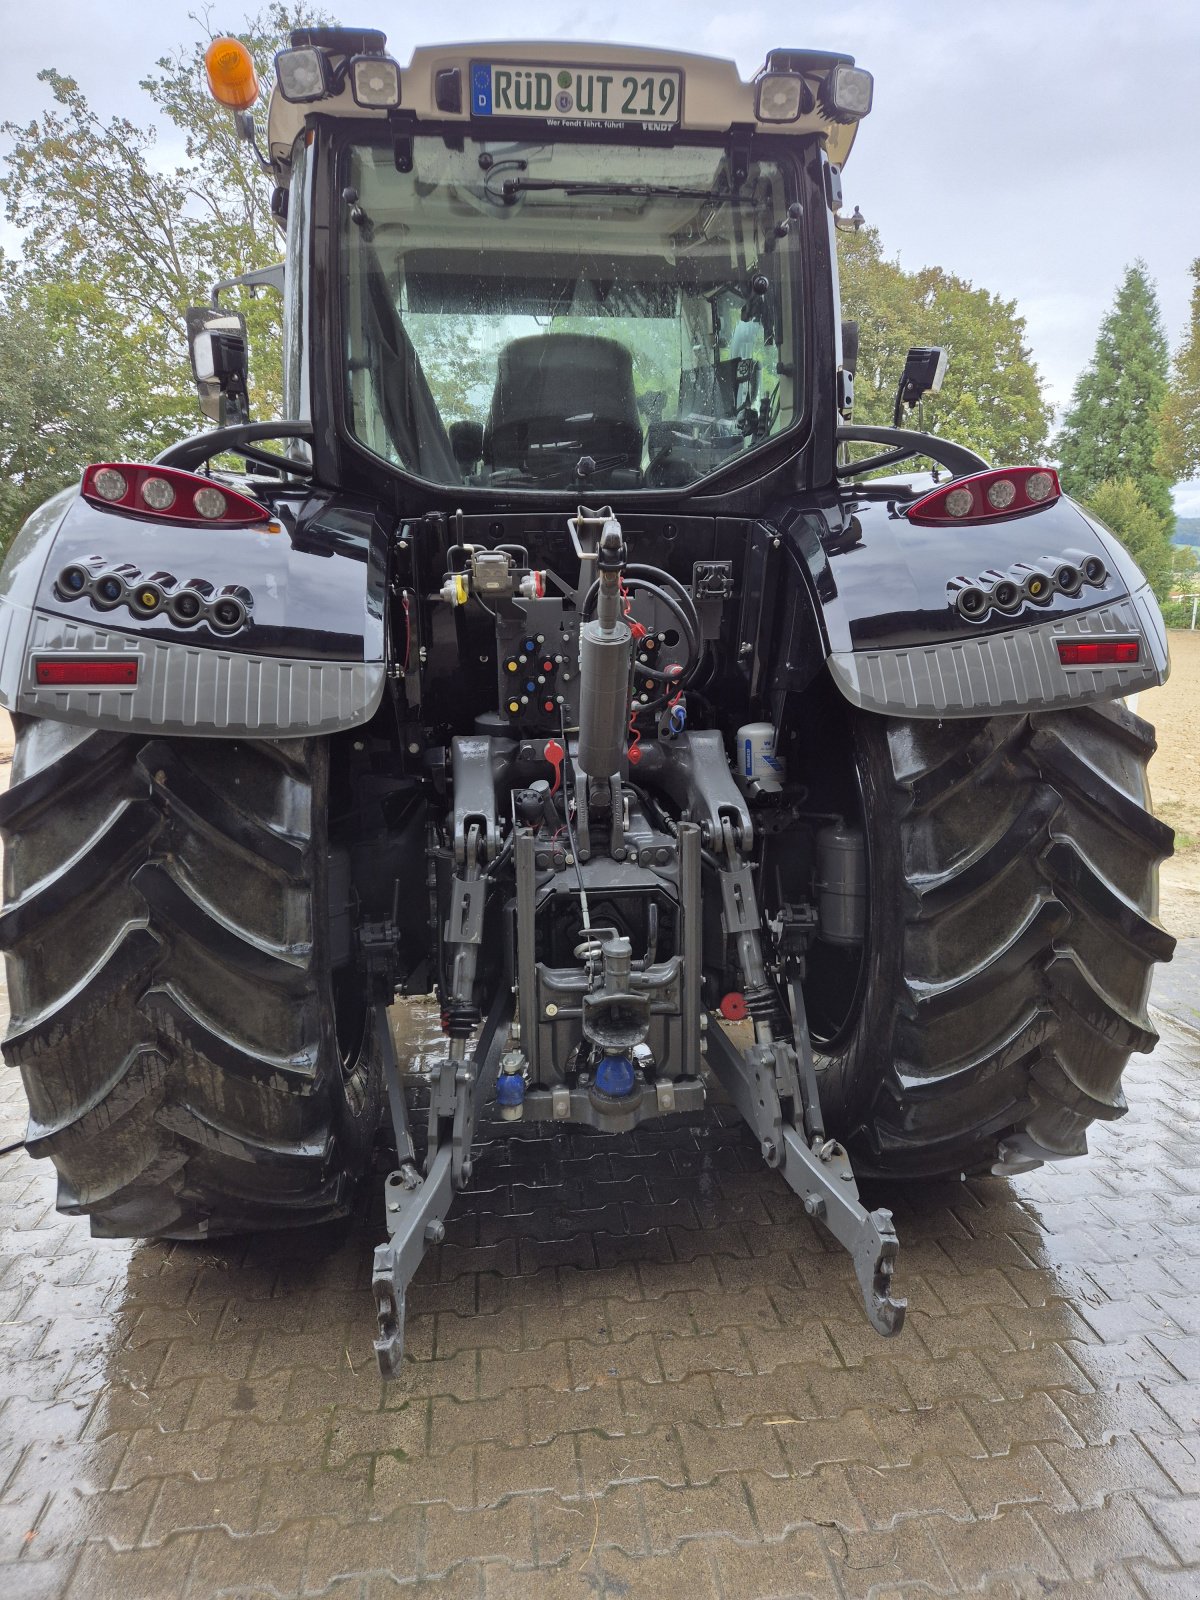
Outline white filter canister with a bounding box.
[737,721,785,791]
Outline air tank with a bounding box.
[815,821,866,945]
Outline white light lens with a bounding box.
[828,64,874,119]
[1026,471,1055,503]
[276,48,327,102]
[141,476,176,511]
[945,487,975,518]
[93,467,128,502]
[756,74,805,122]
[986,478,1017,510]
[193,487,228,520]
[351,56,400,108]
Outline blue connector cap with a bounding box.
[594,1054,637,1098]
[496,1072,526,1107]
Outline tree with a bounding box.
[838,227,1052,465]
[1159,257,1200,483]
[1083,477,1174,600]
[1054,263,1174,529]
[0,4,328,518]
[0,267,129,541]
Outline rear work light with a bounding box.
[1056,639,1140,667]
[906,467,1061,526]
[35,658,139,687]
[81,464,270,527]
[755,73,811,122]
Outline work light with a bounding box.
[823,64,874,121]
[275,47,331,103]
[350,55,401,108]
[755,73,807,123]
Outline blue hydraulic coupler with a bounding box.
[496,1071,526,1121]
[594,1054,637,1098]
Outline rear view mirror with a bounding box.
[893,345,947,424]
[185,307,250,426]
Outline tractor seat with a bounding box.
[484,333,642,479]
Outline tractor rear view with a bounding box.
[0,31,1174,1373]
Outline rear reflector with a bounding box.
[35,658,140,686]
[1056,640,1139,667]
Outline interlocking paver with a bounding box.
[3,985,1200,1598]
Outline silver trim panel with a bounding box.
[3,607,385,738]
[828,590,1168,720]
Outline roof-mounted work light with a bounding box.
[822,63,874,122]
[350,54,401,107]
[754,72,812,123]
[275,46,332,103]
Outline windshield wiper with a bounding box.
[499,178,747,204]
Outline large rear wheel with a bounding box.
[808,701,1175,1178]
[0,719,382,1238]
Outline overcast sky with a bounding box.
[3,0,1198,506]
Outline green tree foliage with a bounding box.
[0,6,326,550]
[1159,257,1200,483]
[1054,263,1174,529]
[838,226,1052,464]
[0,267,129,538]
[1171,542,1197,578]
[1083,477,1175,600]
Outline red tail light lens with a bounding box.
[1056,640,1139,666]
[81,464,270,526]
[906,467,1061,526]
[35,658,140,686]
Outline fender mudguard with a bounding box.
[0,485,389,737]
[773,492,1169,719]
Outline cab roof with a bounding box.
[265,38,867,171]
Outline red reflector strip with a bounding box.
[35,658,140,686]
[1056,640,1139,666]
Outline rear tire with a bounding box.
[812,701,1175,1178]
[0,719,382,1238]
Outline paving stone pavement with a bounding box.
[2,988,1200,1600]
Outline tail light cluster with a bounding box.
[907,467,1061,526]
[948,549,1107,622]
[82,464,270,527]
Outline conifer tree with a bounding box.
[1055,263,1174,529]
[1159,257,1200,484]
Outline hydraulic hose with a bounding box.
[583,575,699,665]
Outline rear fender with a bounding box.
[773,492,1168,719]
[0,485,389,738]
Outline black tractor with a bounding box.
[0,31,1174,1373]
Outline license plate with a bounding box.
[470,62,682,128]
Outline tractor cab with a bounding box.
[214,33,875,506]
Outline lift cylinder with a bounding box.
[576,617,632,779]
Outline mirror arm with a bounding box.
[156,420,315,473]
[835,425,988,480]
[210,263,286,310]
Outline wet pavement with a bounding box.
[2,985,1200,1600]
